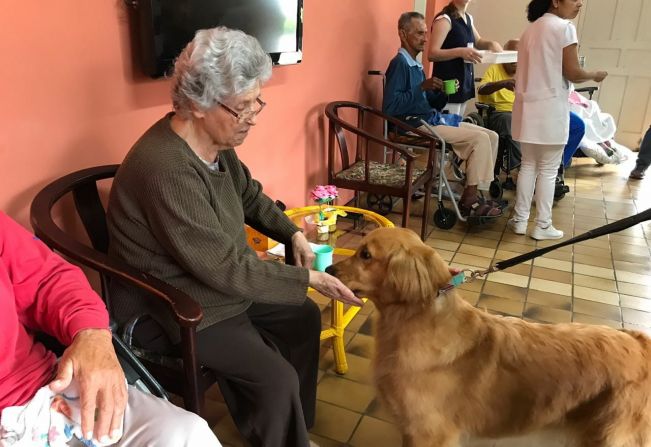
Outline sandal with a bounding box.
[460,201,502,218]
[480,197,508,209]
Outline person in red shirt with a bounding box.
[0,211,221,446]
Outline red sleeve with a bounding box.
[0,212,109,346]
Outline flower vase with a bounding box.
[323,207,338,233]
[316,222,330,241]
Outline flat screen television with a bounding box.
[135,0,303,78]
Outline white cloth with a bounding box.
[1,383,221,447]
[445,102,467,116]
[512,143,564,228]
[1,381,121,447]
[512,13,578,144]
[569,92,632,164]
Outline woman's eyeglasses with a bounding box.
[218,97,266,123]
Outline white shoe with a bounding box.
[531,225,563,240]
[507,218,527,235]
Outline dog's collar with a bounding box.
[437,272,466,297]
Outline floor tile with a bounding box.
[617,282,651,299]
[621,308,651,327]
[495,249,532,263]
[573,285,619,306]
[616,270,651,286]
[529,278,572,296]
[310,400,362,443]
[316,375,375,413]
[614,260,651,275]
[346,333,374,359]
[457,244,497,258]
[477,295,524,317]
[426,238,460,252]
[482,282,527,302]
[462,236,501,249]
[319,351,373,384]
[349,416,402,447]
[523,304,572,323]
[526,289,572,311]
[619,295,651,313]
[460,290,481,306]
[365,398,396,423]
[572,313,623,329]
[573,263,615,280]
[572,299,621,321]
[573,253,613,268]
[486,271,530,288]
[309,433,346,447]
[453,252,493,268]
[532,266,572,284]
[532,257,572,272]
[573,273,617,292]
[435,248,455,261]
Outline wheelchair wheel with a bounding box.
[366,194,393,215]
[489,179,503,199]
[463,112,484,127]
[433,207,457,229]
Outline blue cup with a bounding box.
[313,245,334,272]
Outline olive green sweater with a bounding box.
[107,114,309,342]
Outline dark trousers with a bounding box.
[636,126,651,171]
[196,299,321,447]
[486,111,521,175]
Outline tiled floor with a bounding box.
[208,157,651,446]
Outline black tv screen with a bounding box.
[136,0,303,78]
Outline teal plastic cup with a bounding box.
[313,245,334,272]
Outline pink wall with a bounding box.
[0,0,412,228]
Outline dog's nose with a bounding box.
[325,265,336,275]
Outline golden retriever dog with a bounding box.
[326,227,651,447]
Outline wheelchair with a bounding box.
[367,70,504,229]
[467,79,599,201]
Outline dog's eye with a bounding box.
[360,248,372,260]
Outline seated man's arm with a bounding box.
[0,212,126,444]
[477,64,515,96]
[382,57,435,117]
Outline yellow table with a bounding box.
[283,206,394,374]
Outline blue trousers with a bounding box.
[563,112,586,167]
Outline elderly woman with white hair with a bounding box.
[107,27,360,447]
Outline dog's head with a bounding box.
[326,227,452,310]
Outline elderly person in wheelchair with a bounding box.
[384,12,503,219]
[0,212,220,446]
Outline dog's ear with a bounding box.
[386,245,451,304]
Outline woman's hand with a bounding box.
[309,270,364,306]
[458,47,482,63]
[593,71,608,82]
[49,329,126,444]
[291,231,315,269]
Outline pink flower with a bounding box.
[310,185,338,203]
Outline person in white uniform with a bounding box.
[508,0,607,240]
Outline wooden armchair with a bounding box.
[30,165,214,416]
[325,101,440,240]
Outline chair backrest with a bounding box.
[30,165,202,327]
[325,101,438,192]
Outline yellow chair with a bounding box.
[284,205,394,374]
